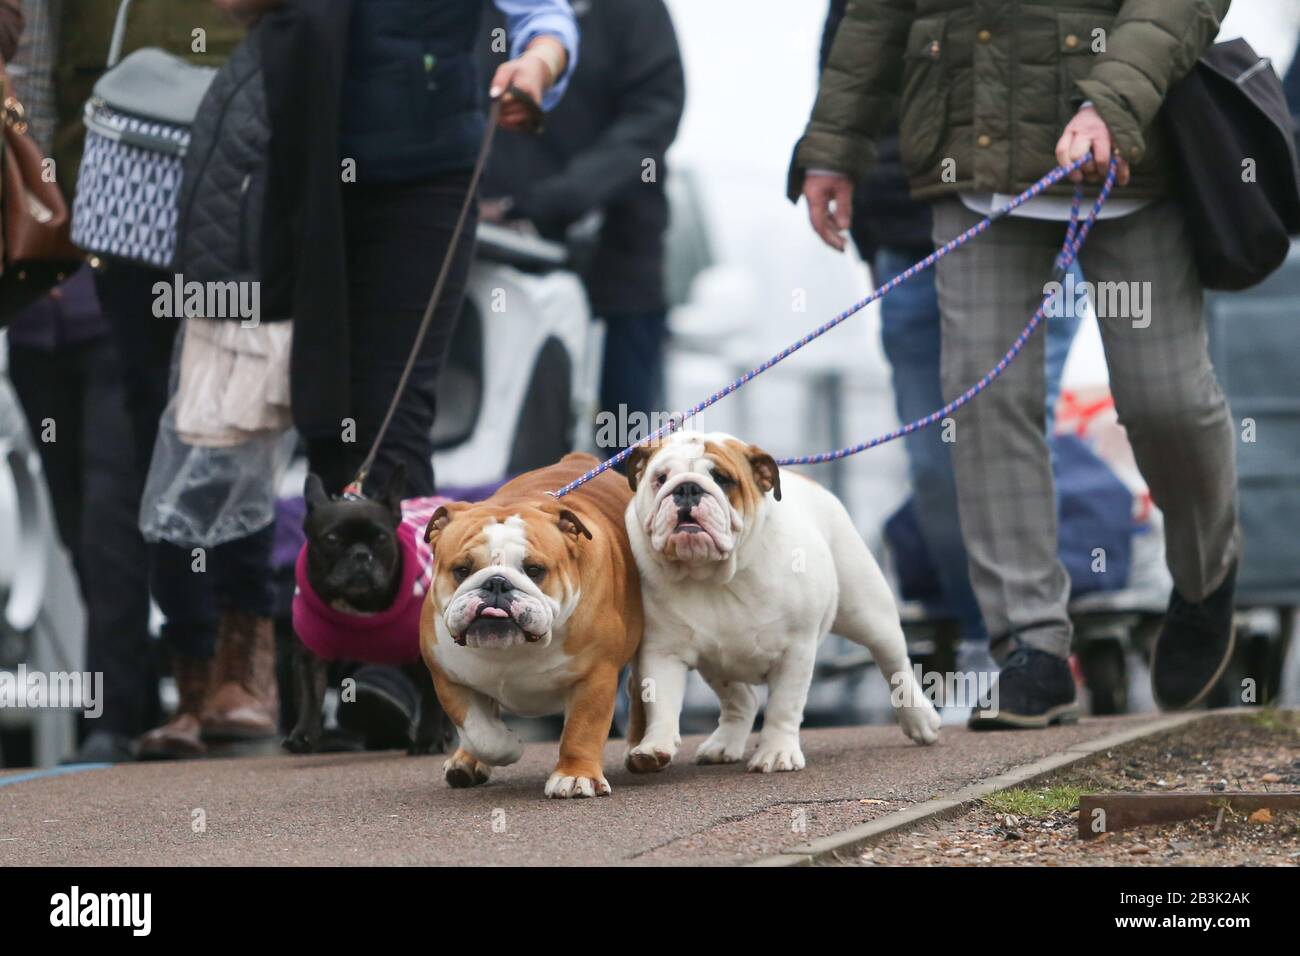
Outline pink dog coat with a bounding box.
[291,497,447,665]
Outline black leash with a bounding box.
[345,88,541,496]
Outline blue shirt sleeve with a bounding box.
[493,0,580,111]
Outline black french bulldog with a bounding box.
[284,464,452,755]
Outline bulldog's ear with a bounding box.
[304,473,331,513]
[624,440,656,492]
[424,502,468,548]
[378,463,407,526]
[556,509,593,542]
[747,446,782,502]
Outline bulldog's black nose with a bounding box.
[482,575,513,596]
[673,482,704,509]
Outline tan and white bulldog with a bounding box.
[421,454,643,798]
[622,431,940,775]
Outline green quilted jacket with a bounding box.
[53,0,244,202]
[789,0,1231,202]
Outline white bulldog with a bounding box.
[622,431,940,774]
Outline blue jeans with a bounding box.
[874,247,1082,644]
[597,309,668,454]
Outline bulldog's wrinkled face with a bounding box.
[426,504,590,650]
[626,432,782,567]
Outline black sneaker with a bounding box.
[968,644,1080,730]
[336,665,418,750]
[1150,562,1237,711]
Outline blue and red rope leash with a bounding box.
[549,153,1120,499]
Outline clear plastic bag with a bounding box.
[139,401,295,548]
[139,320,295,549]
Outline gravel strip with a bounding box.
[838,710,1300,867]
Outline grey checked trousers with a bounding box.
[931,198,1240,660]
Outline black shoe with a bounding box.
[1151,562,1237,711]
[336,665,418,750]
[62,730,138,765]
[968,644,1079,730]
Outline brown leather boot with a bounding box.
[201,612,280,739]
[138,654,211,759]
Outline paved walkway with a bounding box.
[1,714,1174,866]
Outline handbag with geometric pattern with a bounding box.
[69,0,216,269]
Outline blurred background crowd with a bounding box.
[1,0,1298,768]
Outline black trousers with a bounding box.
[306,173,478,498]
[9,339,160,738]
[93,263,276,659]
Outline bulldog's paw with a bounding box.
[898,699,942,746]
[747,737,805,773]
[544,767,612,799]
[625,738,677,774]
[694,728,748,765]
[443,749,492,788]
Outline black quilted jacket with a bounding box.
[173,8,352,441]
[175,28,270,297]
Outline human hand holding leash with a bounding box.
[1056,104,1131,186]
[803,171,855,252]
[216,0,553,132]
[491,36,565,133]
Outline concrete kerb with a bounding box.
[746,711,1212,867]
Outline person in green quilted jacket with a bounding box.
[791,0,1241,727]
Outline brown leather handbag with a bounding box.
[1,58,82,322]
